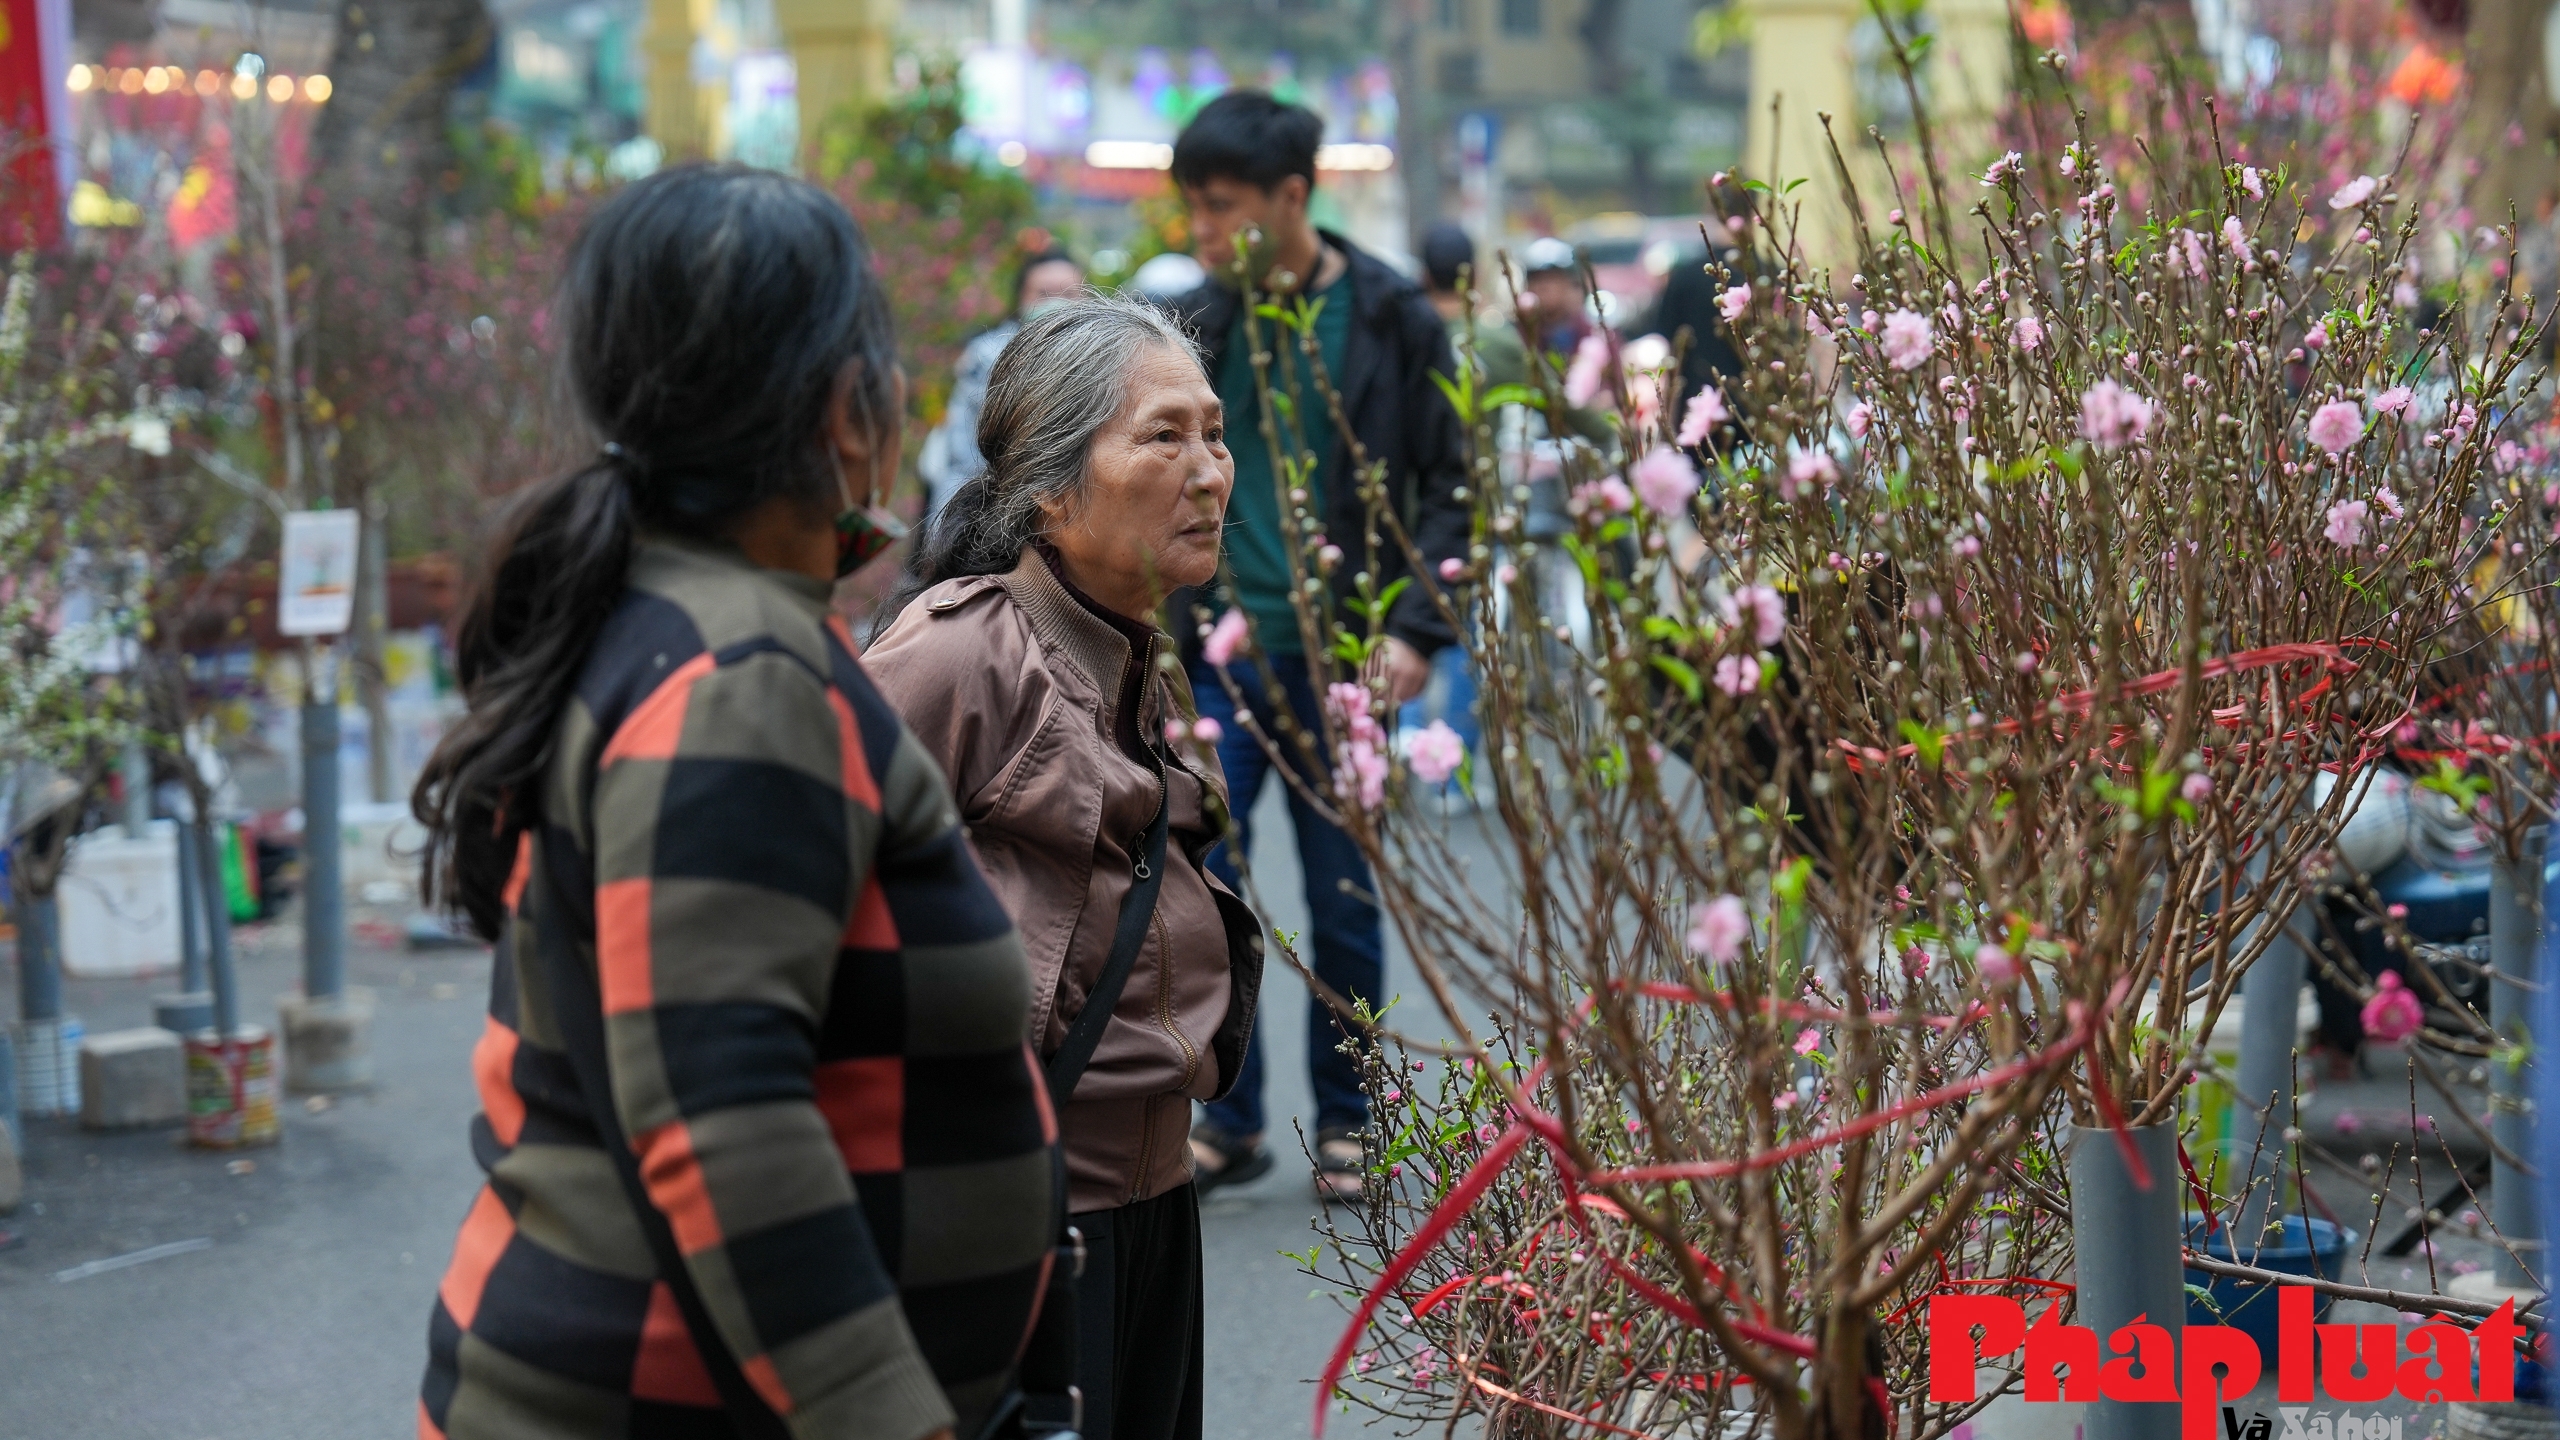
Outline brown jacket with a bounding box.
[865,549,1262,1213]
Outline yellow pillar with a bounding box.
[644,0,722,158]
[1929,0,2014,177]
[774,0,897,138]
[1739,0,1865,270]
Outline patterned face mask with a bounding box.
[831,503,906,579]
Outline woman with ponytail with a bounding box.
[412,164,1058,1440]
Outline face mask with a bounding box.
[830,444,905,580]
[832,504,906,578]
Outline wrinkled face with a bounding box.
[1182,175,1306,283]
[1044,343,1233,602]
[1017,259,1084,316]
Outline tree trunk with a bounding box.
[309,0,494,258]
[2461,0,2558,239]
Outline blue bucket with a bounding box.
[2184,1214,2352,1358]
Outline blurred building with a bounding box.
[1409,0,1745,250]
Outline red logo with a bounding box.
[1927,1286,2525,1440]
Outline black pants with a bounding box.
[1073,1182,1203,1440]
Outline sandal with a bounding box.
[1190,1121,1274,1196]
[1314,1123,1366,1205]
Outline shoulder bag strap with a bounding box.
[1042,790,1170,1101]
[529,841,794,1439]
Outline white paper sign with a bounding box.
[278,509,361,636]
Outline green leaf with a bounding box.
[1898,718,1945,770]
[1480,383,1543,412]
[1429,367,1474,423]
[1652,655,1703,703]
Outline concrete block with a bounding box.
[79,1027,187,1130]
[153,992,215,1036]
[0,1117,19,1213]
[279,989,375,1094]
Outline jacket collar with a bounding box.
[996,548,1164,734]
[1176,229,1412,366]
[635,534,834,614]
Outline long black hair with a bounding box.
[413,163,897,940]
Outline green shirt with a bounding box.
[1217,265,1353,656]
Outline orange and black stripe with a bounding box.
[423,539,1055,1440]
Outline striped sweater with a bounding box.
[422,539,1058,1440]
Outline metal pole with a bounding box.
[173,817,205,994]
[2231,899,2314,1245]
[196,816,238,1038]
[15,882,60,1025]
[301,645,345,1003]
[2489,827,2544,1291]
[119,740,149,839]
[2071,1124,2184,1440]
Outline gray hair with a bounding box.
[900,292,1202,600]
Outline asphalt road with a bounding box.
[0,782,2508,1439]
[0,783,1462,1440]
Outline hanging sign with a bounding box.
[277,510,360,636]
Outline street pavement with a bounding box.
[0,781,2520,1437]
[0,783,1462,1440]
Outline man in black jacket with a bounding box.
[1164,90,1468,1205]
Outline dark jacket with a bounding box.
[1168,229,1470,656]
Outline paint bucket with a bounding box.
[185,1026,278,1148]
[2183,1214,2350,1360]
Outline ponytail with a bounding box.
[887,469,1013,617]
[411,463,635,940]
[412,164,899,939]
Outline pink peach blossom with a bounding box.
[1846,400,1873,437]
[2360,970,2424,1043]
[1975,944,2019,988]
[1721,584,1786,646]
[2373,385,2413,414]
[1563,330,1613,407]
[1202,608,1250,666]
[1712,653,1762,697]
[1879,309,1934,371]
[1719,284,1752,322]
[2077,380,2155,450]
[2014,315,2043,351]
[2324,499,2370,548]
[1686,895,1749,963]
[1631,446,1701,515]
[2223,216,2251,264]
[1406,720,1466,784]
[1782,449,1839,500]
[1678,387,1731,445]
[2308,399,2366,454]
[2329,175,2379,210]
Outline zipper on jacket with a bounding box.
[1120,633,1172,1204]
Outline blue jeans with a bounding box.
[1189,653,1384,1139]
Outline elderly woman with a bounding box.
[867,294,1261,1440]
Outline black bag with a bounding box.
[1003,791,1172,1440]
